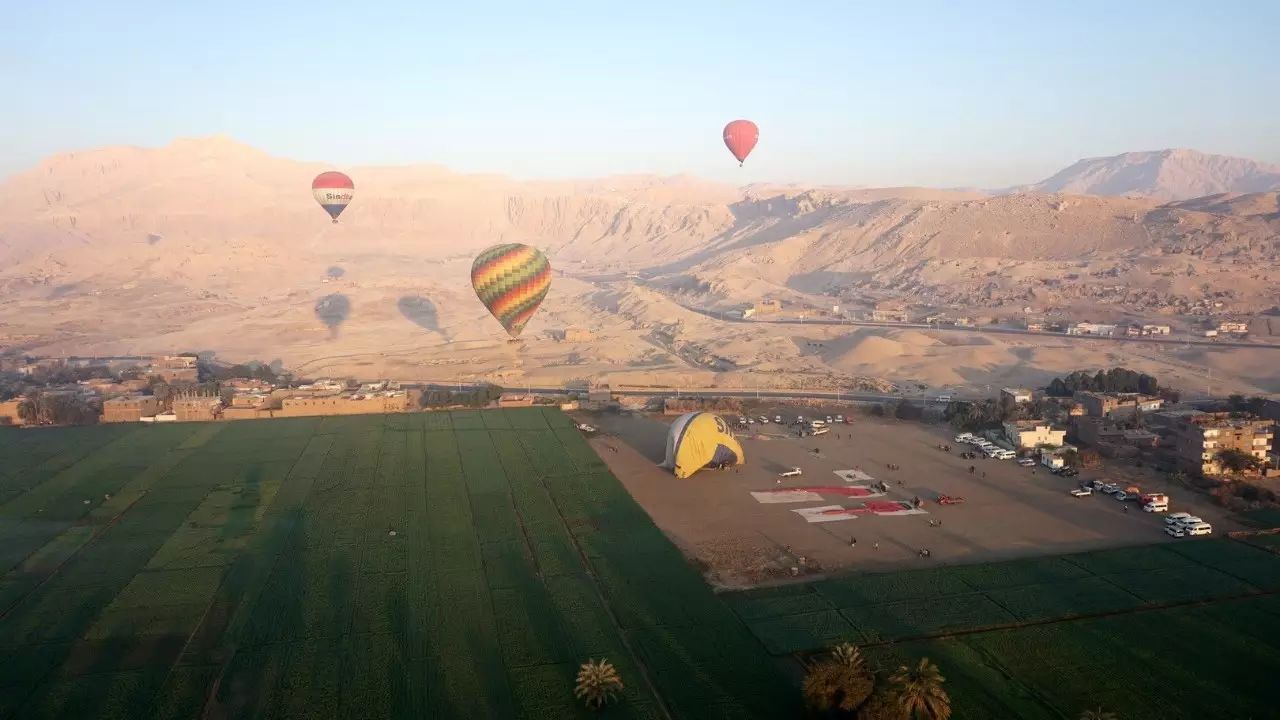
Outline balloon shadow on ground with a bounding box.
[397,296,439,332]
[326,266,345,280]
[315,294,351,338]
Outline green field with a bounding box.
[725,536,1280,719]
[0,410,795,719]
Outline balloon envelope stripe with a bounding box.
[311,171,354,189]
[471,243,552,337]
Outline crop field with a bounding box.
[0,409,796,719]
[724,536,1280,719]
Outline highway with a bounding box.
[415,381,958,404]
[567,271,1280,351]
[674,302,1280,350]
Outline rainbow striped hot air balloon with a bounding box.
[471,243,552,338]
[311,171,354,223]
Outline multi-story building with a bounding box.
[1077,392,1164,419]
[102,395,161,423]
[1003,420,1066,449]
[172,394,221,422]
[1174,412,1274,476]
[1001,388,1034,404]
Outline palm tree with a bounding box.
[1079,708,1117,720]
[890,658,950,720]
[803,642,875,713]
[574,658,623,710]
[856,687,902,720]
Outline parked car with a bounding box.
[1174,516,1204,529]
[1165,526,1186,538]
[1184,522,1213,536]
[835,415,845,423]
[1164,512,1192,526]
[758,416,770,424]
[774,415,783,424]
[1070,487,1092,497]
[1017,458,1036,467]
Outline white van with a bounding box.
[994,450,1016,460]
[1184,522,1213,536]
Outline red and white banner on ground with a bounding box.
[750,486,885,504]
[792,501,928,523]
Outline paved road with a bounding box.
[413,381,962,403]
[561,272,1277,352]
[674,303,1280,350]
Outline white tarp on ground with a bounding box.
[793,501,929,523]
[750,490,825,504]
[834,469,874,483]
[792,505,859,523]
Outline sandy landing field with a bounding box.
[584,410,1244,589]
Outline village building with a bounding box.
[1077,392,1164,419]
[1001,388,1034,404]
[1002,420,1066,449]
[1173,412,1274,477]
[102,395,161,423]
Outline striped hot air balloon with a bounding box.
[471,243,552,338]
[312,171,354,223]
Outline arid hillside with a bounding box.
[2,138,1278,396]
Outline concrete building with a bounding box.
[497,393,535,408]
[587,385,612,404]
[1142,324,1171,335]
[1174,412,1275,476]
[172,395,221,422]
[1218,321,1249,334]
[870,301,910,323]
[0,399,26,426]
[221,378,274,392]
[1003,420,1066,449]
[277,391,411,418]
[1077,392,1164,419]
[1001,388,1034,404]
[102,395,161,423]
[1067,322,1118,337]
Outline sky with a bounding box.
[5,0,1279,188]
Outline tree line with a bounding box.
[1044,368,1166,398]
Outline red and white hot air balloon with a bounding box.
[311,171,354,223]
[722,120,759,166]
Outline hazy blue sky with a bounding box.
[6,1,1278,187]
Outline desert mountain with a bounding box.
[2,137,1279,396]
[1010,149,1280,201]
